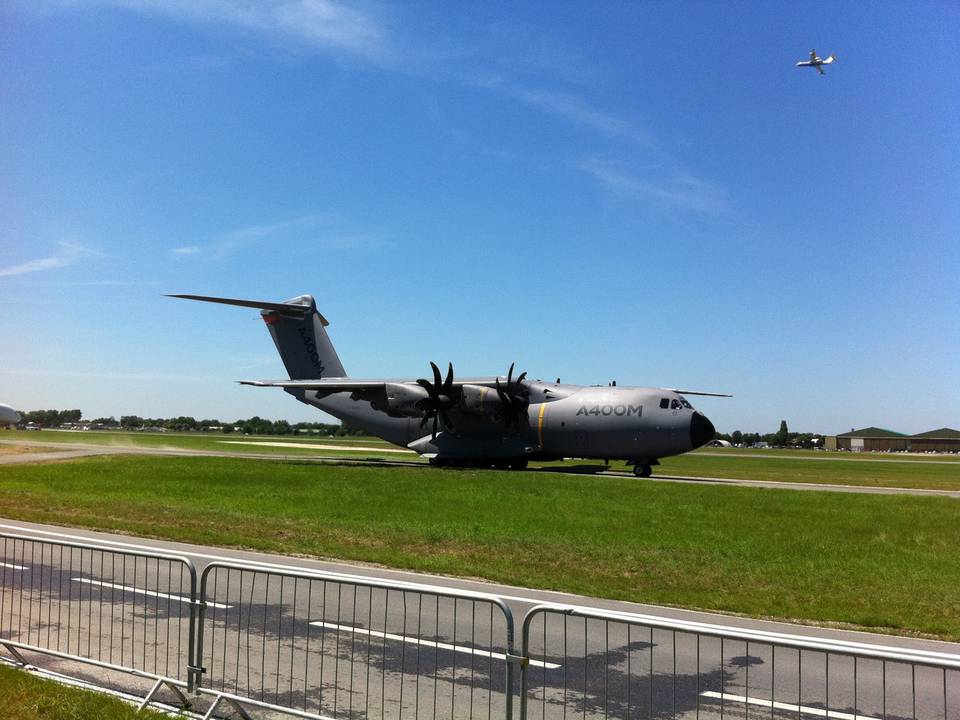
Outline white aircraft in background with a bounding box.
[796,49,836,75]
[0,404,21,427]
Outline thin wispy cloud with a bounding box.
[579,157,728,215]
[213,214,334,257]
[172,214,383,259]
[77,0,395,64]
[477,78,653,147]
[0,367,221,382]
[516,87,650,145]
[222,214,333,242]
[0,241,100,278]
[478,77,727,216]
[17,279,164,288]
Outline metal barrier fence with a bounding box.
[0,532,198,709]
[195,561,518,720]
[3,531,960,720]
[520,606,960,720]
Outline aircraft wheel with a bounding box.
[633,464,653,478]
[509,459,528,471]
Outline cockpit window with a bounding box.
[670,399,682,410]
[659,398,670,409]
[679,396,693,409]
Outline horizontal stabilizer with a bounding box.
[167,294,328,325]
[668,389,732,397]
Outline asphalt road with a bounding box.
[1,519,957,720]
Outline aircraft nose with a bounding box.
[690,411,715,449]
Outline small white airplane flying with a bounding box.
[796,49,836,75]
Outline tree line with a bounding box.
[714,421,823,448]
[16,410,823,446]
[14,409,365,436]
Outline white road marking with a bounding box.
[310,620,561,669]
[72,578,231,609]
[701,692,882,720]
[220,441,415,454]
[0,562,27,570]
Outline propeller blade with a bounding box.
[440,410,453,431]
[444,362,454,392]
[430,361,442,389]
[495,377,508,405]
[507,362,514,386]
[416,378,433,393]
[431,414,439,440]
[516,371,527,385]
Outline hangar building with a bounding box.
[910,428,960,453]
[835,427,909,452]
[830,427,960,453]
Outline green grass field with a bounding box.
[0,664,169,720]
[605,452,960,490]
[4,429,959,490]
[1,454,958,639]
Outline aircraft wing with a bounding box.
[239,378,392,402]
[239,377,504,393]
[816,65,825,75]
[666,389,732,397]
[240,379,387,391]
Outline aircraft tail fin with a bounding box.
[168,293,346,380]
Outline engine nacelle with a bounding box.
[460,384,501,416]
[382,383,430,417]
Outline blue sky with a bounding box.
[2,1,957,434]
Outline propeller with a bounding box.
[415,362,461,440]
[495,362,530,431]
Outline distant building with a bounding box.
[835,427,909,452]
[706,439,732,448]
[910,428,960,453]
[828,426,960,453]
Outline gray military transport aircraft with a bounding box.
[171,293,727,476]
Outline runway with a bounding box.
[1,518,958,720]
[2,439,957,498]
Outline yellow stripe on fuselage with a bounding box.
[537,402,547,449]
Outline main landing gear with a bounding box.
[631,459,658,478]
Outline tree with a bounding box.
[775,420,789,447]
[731,430,743,445]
